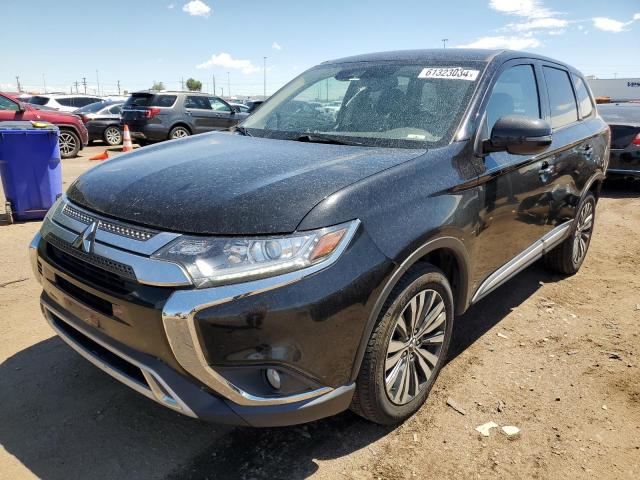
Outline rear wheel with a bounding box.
[169,126,190,140]
[351,265,454,425]
[58,129,80,158]
[544,193,596,275]
[103,126,122,146]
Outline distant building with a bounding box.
[587,78,640,102]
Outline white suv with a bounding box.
[27,94,103,112]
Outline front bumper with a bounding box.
[29,199,392,425]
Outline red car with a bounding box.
[0,92,89,158]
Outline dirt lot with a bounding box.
[1,144,639,480]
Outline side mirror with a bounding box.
[483,115,552,155]
[17,102,27,113]
[231,105,240,113]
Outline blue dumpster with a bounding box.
[0,121,62,224]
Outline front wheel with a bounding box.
[58,129,81,159]
[543,192,596,275]
[351,264,454,425]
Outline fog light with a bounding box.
[266,368,281,390]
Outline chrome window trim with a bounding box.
[471,220,573,303]
[41,296,196,418]
[161,219,361,406]
[42,214,192,287]
[607,168,640,175]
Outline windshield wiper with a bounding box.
[234,125,252,136]
[295,133,364,146]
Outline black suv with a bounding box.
[30,49,608,427]
[121,91,248,143]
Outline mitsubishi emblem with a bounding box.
[72,221,98,254]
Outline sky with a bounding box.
[1,0,639,97]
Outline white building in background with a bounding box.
[586,78,640,101]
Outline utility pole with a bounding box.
[74,81,80,93]
[442,38,448,49]
[263,56,267,97]
[82,77,87,93]
[42,74,47,94]
[212,74,216,95]
[117,80,121,95]
[227,72,230,98]
[96,70,100,96]
[181,77,184,91]
[220,87,224,97]
[15,75,21,92]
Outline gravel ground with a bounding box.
[1,143,639,479]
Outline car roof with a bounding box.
[322,48,579,73]
[132,90,213,96]
[34,94,102,99]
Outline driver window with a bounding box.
[209,97,231,112]
[0,96,19,111]
[486,65,540,133]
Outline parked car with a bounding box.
[74,100,124,146]
[597,102,640,181]
[30,49,608,427]
[0,92,88,158]
[120,91,248,144]
[27,94,103,113]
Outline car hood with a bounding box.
[66,132,425,235]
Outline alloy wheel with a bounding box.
[105,126,122,145]
[385,289,446,405]
[58,132,77,156]
[572,201,593,265]
[171,128,189,139]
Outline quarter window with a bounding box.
[543,67,578,128]
[486,65,540,133]
[572,75,594,118]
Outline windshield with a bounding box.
[242,61,484,148]
[75,101,109,113]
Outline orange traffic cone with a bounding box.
[122,124,133,152]
[89,150,109,161]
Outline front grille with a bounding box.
[46,237,131,296]
[45,233,136,281]
[62,203,157,242]
[55,275,113,316]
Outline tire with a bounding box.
[543,192,596,275]
[58,129,81,159]
[103,126,122,146]
[351,264,455,425]
[169,126,190,140]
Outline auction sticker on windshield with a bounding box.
[418,67,480,81]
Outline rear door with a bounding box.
[184,95,216,133]
[538,65,595,225]
[471,60,558,285]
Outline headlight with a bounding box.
[152,220,359,288]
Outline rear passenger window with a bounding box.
[56,98,74,107]
[572,75,593,118]
[185,96,212,109]
[486,65,540,133]
[543,67,578,128]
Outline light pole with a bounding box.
[263,56,267,97]
[212,74,216,95]
[42,74,47,94]
[442,38,448,49]
[227,72,230,98]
